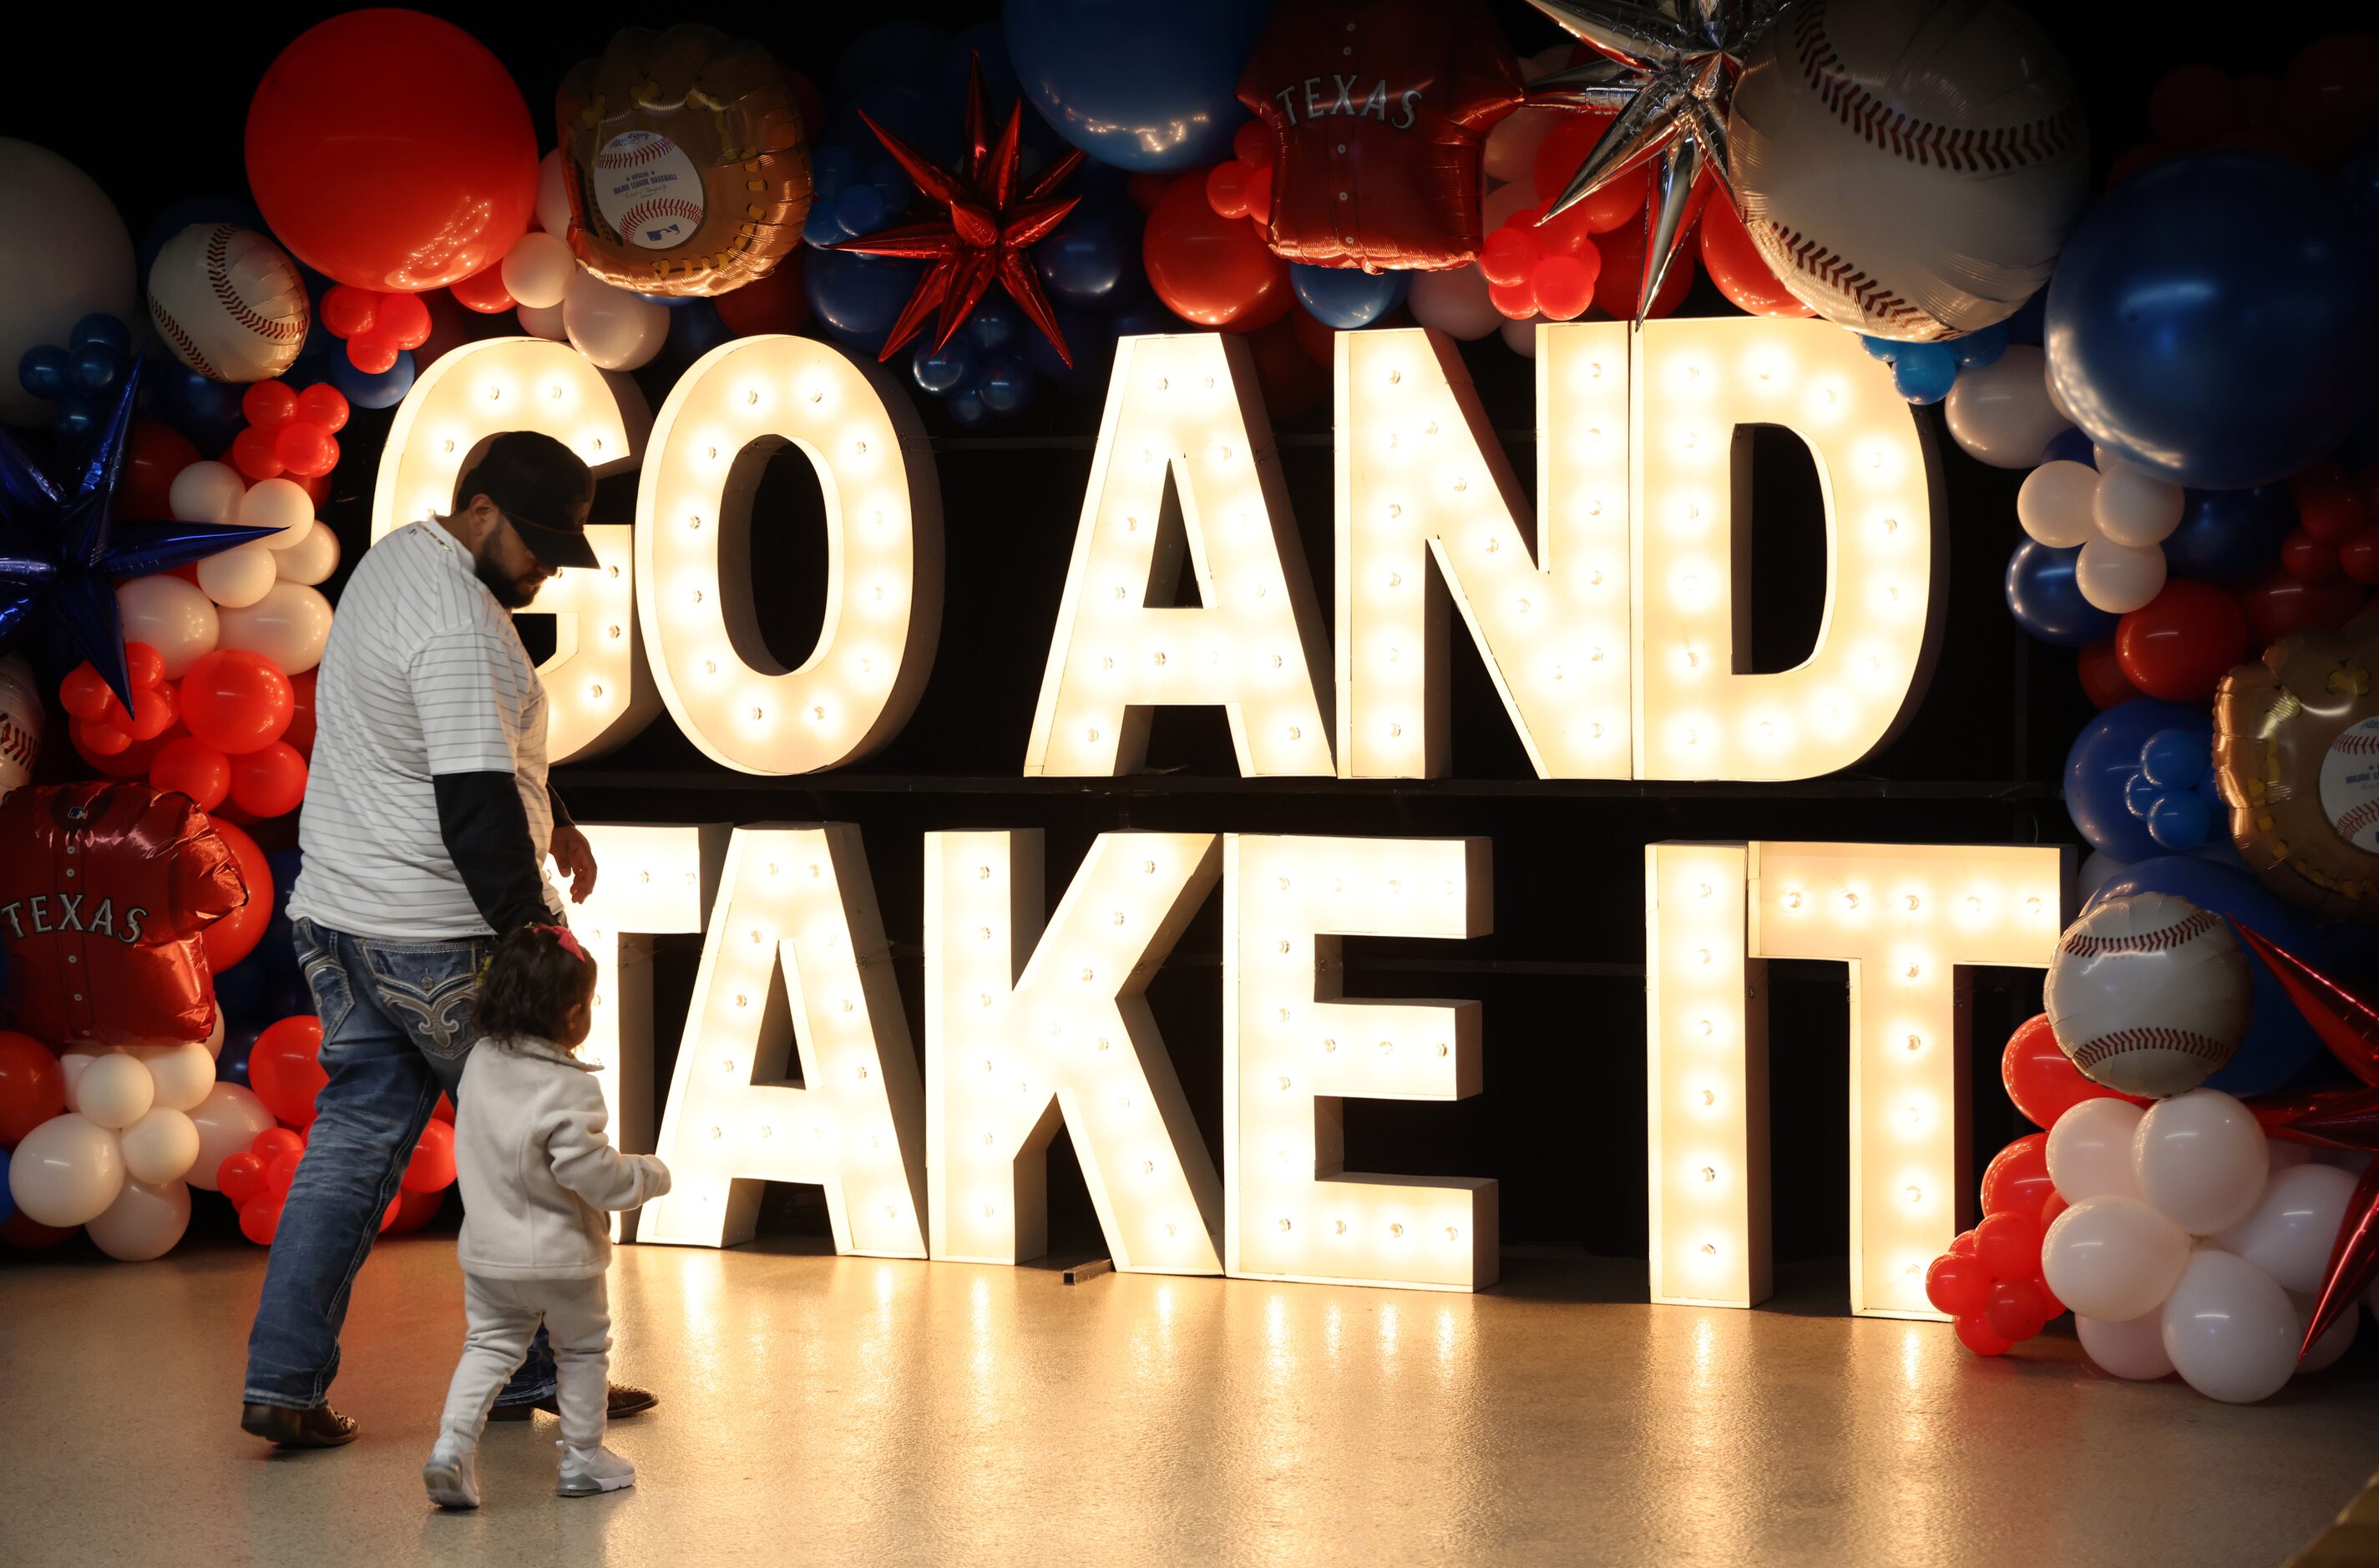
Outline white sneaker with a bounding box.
[423,1436,481,1510]
[556,1441,635,1497]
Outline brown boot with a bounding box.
[487,1383,657,1422]
[241,1401,359,1449]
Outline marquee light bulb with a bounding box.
[637,335,943,776]
[373,336,657,762]
[1026,334,1334,777]
[1222,835,1497,1292]
[639,823,929,1257]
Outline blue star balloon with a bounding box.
[0,357,281,708]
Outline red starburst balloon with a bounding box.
[832,54,1086,367]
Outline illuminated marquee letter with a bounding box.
[924,830,1223,1273]
[374,336,656,761]
[1223,835,1497,1291]
[637,336,943,774]
[1632,318,1945,780]
[1643,842,2066,1317]
[638,824,929,1257]
[1025,334,1334,776]
[565,823,728,1239]
[1334,325,1633,779]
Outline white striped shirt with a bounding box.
[288,520,561,939]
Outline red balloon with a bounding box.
[1206,160,1253,220]
[1948,1228,1978,1258]
[2282,527,2341,582]
[1975,1210,2043,1283]
[377,1194,402,1233]
[377,291,432,348]
[180,650,293,756]
[1143,170,1293,332]
[240,1196,284,1247]
[2002,1013,2145,1127]
[58,663,116,721]
[251,1125,305,1166]
[229,741,309,820]
[0,1211,77,1250]
[1924,1250,1991,1317]
[1239,165,1273,230]
[242,382,298,430]
[346,335,402,375]
[245,12,537,291]
[230,427,284,483]
[275,423,337,479]
[2146,64,2241,150]
[711,255,812,338]
[122,681,178,743]
[403,1117,458,1193]
[2294,461,2370,542]
[2037,1189,2069,1232]
[1698,198,1814,317]
[296,385,350,434]
[388,1184,447,1235]
[122,421,201,521]
[0,1030,67,1147]
[250,1017,327,1130]
[72,715,129,756]
[200,817,273,971]
[1531,253,1599,321]
[1954,1313,2013,1357]
[1479,225,1539,288]
[2077,638,2141,708]
[283,671,317,759]
[2343,530,2379,586]
[1983,1277,2057,1343]
[2240,569,2368,644]
[1592,218,1696,321]
[2114,579,2248,701]
[1533,113,1650,232]
[149,736,232,812]
[433,1093,455,1125]
[1981,1134,2056,1218]
[217,1151,269,1206]
[319,286,378,339]
[262,1151,301,1203]
[75,718,176,779]
[1488,276,1539,321]
[2282,33,2379,164]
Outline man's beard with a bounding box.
[474,553,541,609]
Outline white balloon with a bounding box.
[2093,462,2185,548]
[2074,534,2167,614]
[2041,1195,2190,1321]
[238,476,316,549]
[1408,266,1503,341]
[2160,1249,2299,1404]
[501,230,578,311]
[2075,1311,2174,1380]
[2075,850,2130,905]
[1483,105,1560,185]
[169,461,248,527]
[202,1010,225,1060]
[115,575,220,678]
[84,1177,190,1262]
[274,522,341,586]
[563,272,668,371]
[0,139,137,427]
[1499,315,1543,357]
[535,149,572,239]
[2136,1090,2268,1236]
[56,1049,104,1113]
[516,300,569,341]
[2046,1098,2144,1202]
[133,1040,216,1113]
[119,1106,200,1184]
[1482,180,1541,235]
[2015,460,2101,549]
[186,1082,276,1192]
[2213,1162,2355,1293]
[196,542,280,609]
[76,1052,154,1131]
[1941,346,2071,468]
[2290,1288,2359,1373]
[217,583,332,675]
[8,1112,125,1227]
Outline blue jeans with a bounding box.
[242,918,555,1412]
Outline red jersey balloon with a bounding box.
[1237,0,1523,271]
[0,782,248,1049]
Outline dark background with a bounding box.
[6,3,2359,1262]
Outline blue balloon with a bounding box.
[332,351,417,410]
[1952,321,2009,369]
[2066,699,2209,859]
[136,197,266,279]
[812,144,859,198]
[214,953,268,1022]
[261,847,306,982]
[2123,771,2165,820]
[2037,427,2095,468]
[833,20,950,102]
[2006,540,2119,647]
[1037,196,1146,311]
[2139,727,2209,790]
[913,337,978,395]
[977,356,1037,415]
[2002,291,2047,346]
[834,84,954,166]
[836,184,890,238]
[1289,264,1411,330]
[150,365,245,453]
[219,1021,263,1089]
[1858,335,1898,362]
[73,315,131,357]
[1005,0,1271,170]
[967,296,1024,357]
[865,159,914,212]
[1028,303,1122,385]
[948,387,992,427]
[662,301,732,364]
[0,1147,11,1226]
[18,343,66,401]
[2147,790,2212,849]
[2089,856,2331,1095]
[804,205,849,249]
[2160,483,2290,585]
[804,249,927,353]
[69,341,122,393]
[1889,343,1958,404]
[2344,129,2379,226]
[2045,152,2379,489]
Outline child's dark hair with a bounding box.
[473,923,598,1042]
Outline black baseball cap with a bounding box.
[457,431,600,570]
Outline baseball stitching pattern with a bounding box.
[2069,1026,2235,1070]
[2059,908,2224,957]
[205,225,305,344]
[2332,730,2379,755]
[149,300,220,380]
[1789,1,2081,174]
[2336,797,2379,842]
[621,197,705,236]
[598,136,673,169]
[1744,212,1931,331]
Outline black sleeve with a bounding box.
[433,771,552,934]
[546,781,575,828]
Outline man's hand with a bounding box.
[552,822,600,904]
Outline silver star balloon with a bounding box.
[1525,0,1788,319]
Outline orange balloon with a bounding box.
[150,736,232,812]
[200,817,273,971]
[1142,169,1292,332]
[0,1032,67,1147]
[229,741,309,820]
[249,1017,326,1129]
[1698,200,1814,317]
[239,1196,284,1247]
[181,650,293,756]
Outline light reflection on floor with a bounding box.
[0,1236,2372,1566]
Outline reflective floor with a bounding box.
[2,1236,2373,1566]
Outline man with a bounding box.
[240,431,652,1447]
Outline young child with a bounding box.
[423,923,671,1510]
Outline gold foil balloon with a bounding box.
[558,25,812,297]
[2215,605,2379,922]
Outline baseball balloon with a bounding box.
[2134,1089,2268,1236]
[2041,1195,2190,1322]
[2214,1162,2356,1293]
[2045,1097,2144,1203]
[1729,0,2088,339]
[2074,1311,2174,1380]
[2160,1247,2297,1403]
[2044,893,2250,1096]
[146,224,310,382]
[0,139,138,426]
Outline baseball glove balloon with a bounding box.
[559,25,812,297]
[2215,604,2379,922]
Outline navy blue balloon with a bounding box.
[948,387,991,427]
[978,356,1037,415]
[1889,343,1958,405]
[137,197,266,280]
[2344,129,2379,226]
[2147,790,2212,849]
[2160,483,2290,585]
[836,185,890,239]
[834,84,954,166]
[2065,699,2208,859]
[833,20,950,101]
[805,250,926,353]
[865,159,915,212]
[2090,856,2330,1095]
[1037,196,1146,311]
[1952,321,2008,369]
[2037,427,2095,468]
[2005,540,2119,646]
[261,847,306,981]
[2139,727,2209,790]
[2002,291,2047,346]
[913,338,977,395]
[1289,264,1411,330]
[804,205,848,249]
[812,144,858,199]
[2123,771,2164,819]
[219,1021,263,1089]
[2046,153,2379,489]
[967,296,1024,357]
[18,344,67,402]
[332,350,416,410]
[0,1148,12,1225]
[1028,304,1122,385]
[665,301,732,362]
[1005,0,1271,170]
[214,954,269,1021]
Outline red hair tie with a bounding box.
[530,922,588,963]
